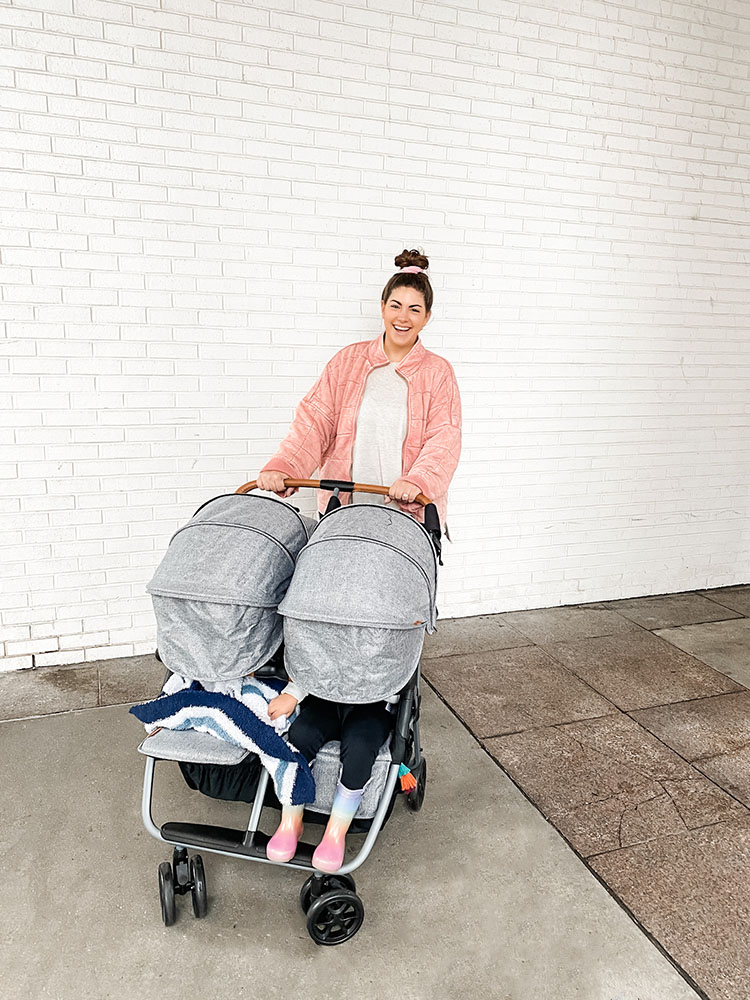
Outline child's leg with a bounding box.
[266,697,338,863]
[266,803,305,862]
[312,703,394,873]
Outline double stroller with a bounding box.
[134,478,441,945]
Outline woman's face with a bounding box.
[381,285,430,357]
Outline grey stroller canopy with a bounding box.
[147,494,315,683]
[278,504,438,703]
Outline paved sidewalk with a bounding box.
[3,687,699,999]
[423,586,750,1000]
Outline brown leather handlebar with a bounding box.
[235,478,432,507]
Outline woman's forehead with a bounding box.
[384,287,426,306]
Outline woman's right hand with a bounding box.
[256,470,298,498]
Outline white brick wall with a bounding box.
[2,0,749,670]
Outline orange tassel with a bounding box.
[399,764,417,792]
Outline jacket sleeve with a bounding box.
[260,360,337,480]
[403,368,462,502]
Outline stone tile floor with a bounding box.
[3,585,749,999]
[423,585,750,1000]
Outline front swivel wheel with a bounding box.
[306,889,364,945]
[158,861,176,926]
[190,855,208,918]
[300,872,356,914]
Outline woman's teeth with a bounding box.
[394,325,410,331]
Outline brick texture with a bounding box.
[2,1,749,667]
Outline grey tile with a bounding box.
[423,645,615,739]
[654,618,750,689]
[697,747,750,809]
[484,714,745,858]
[545,630,743,711]
[696,585,750,617]
[495,603,641,644]
[631,692,750,762]
[422,613,531,659]
[590,816,750,1000]
[0,664,99,721]
[598,591,743,630]
[0,694,700,1000]
[96,654,164,706]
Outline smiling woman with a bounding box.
[256,247,461,526]
[256,247,462,873]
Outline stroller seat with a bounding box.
[308,738,392,821]
[138,714,392,822]
[138,728,250,766]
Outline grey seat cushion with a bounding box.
[306,739,392,820]
[138,727,250,765]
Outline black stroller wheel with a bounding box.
[158,861,176,926]
[299,873,356,914]
[306,889,364,945]
[406,757,427,812]
[190,855,208,918]
[172,846,189,886]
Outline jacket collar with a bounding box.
[367,332,427,376]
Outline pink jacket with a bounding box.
[261,334,461,524]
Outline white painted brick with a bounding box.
[1,0,748,670]
[0,655,34,672]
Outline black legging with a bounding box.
[288,695,394,790]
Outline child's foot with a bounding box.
[311,783,364,873]
[312,832,346,873]
[266,806,304,863]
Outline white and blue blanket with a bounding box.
[130,674,315,806]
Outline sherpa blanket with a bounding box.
[129,673,315,806]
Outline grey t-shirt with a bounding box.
[351,362,408,505]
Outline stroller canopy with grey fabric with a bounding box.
[147,494,316,683]
[278,504,438,704]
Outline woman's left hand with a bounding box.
[387,478,422,504]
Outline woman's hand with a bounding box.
[256,470,298,498]
[387,478,422,504]
[268,693,298,721]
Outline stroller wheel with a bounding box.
[172,846,189,887]
[190,855,208,919]
[306,889,364,946]
[406,757,427,812]
[158,861,176,926]
[299,873,356,914]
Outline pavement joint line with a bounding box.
[422,673,713,1000]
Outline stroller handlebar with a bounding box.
[235,478,433,508]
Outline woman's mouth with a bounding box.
[393,325,410,333]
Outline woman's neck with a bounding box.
[382,333,418,363]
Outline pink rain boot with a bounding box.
[312,783,363,874]
[266,804,304,863]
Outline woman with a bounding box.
[256,249,461,525]
[257,248,461,872]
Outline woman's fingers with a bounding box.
[388,478,420,503]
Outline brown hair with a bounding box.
[381,248,433,314]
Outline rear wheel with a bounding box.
[406,757,426,812]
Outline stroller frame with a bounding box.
[140,668,424,878]
[138,477,438,943]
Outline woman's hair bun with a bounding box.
[394,248,429,271]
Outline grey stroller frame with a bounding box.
[138,478,440,946]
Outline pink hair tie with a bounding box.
[398,265,426,274]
